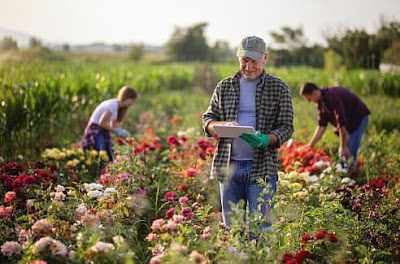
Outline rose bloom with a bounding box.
[90,241,115,253]
[165,208,175,218]
[4,191,17,203]
[180,207,194,220]
[178,184,188,191]
[1,241,22,257]
[29,261,47,264]
[0,205,13,219]
[185,168,198,178]
[178,196,189,206]
[295,249,311,261]
[314,229,327,239]
[145,232,157,242]
[172,214,184,223]
[301,233,314,243]
[166,220,177,231]
[328,233,339,243]
[164,191,176,203]
[32,219,53,237]
[281,252,294,262]
[150,219,166,231]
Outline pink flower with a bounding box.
[29,261,47,264]
[0,205,13,219]
[4,191,17,203]
[166,220,177,230]
[185,168,198,178]
[164,191,176,202]
[179,196,189,206]
[150,219,165,231]
[1,241,22,257]
[145,233,157,242]
[172,214,184,223]
[149,254,164,264]
[189,250,204,263]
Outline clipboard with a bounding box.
[213,125,256,138]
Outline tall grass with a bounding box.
[1,61,399,161]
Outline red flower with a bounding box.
[179,136,187,143]
[328,233,339,243]
[178,184,188,191]
[286,259,301,264]
[164,191,176,202]
[300,233,314,243]
[197,139,212,150]
[281,252,294,262]
[185,168,198,178]
[167,136,179,146]
[198,151,206,160]
[115,137,124,145]
[165,207,175,218]
[22,175,38,185]
[11,178,23,188]
[180,207,194,220]
[314,229,327,239]
[295,249,311,261]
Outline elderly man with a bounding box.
[202,36,294,233]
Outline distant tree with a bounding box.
[29,37,42,48]
[269,26,323,67]
[370,20,400,68]
[112,44,124,52]
[128,43,145,61]
[62,43,70,52]
[270,26,307,50]
[382,39,400,64]
[210,40,233,62]
[167,22,210,61]
[342,29,372,69]
[0,36,18,52]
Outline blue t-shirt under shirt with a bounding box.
[231,76,259,161]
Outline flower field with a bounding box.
[0,110,399,264]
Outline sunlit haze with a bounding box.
[0,0,399,47]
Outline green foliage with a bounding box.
[324,49,344,72]
[0,36,18,52]
[166,22,210,61]
[128,43,145,62]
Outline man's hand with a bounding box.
[239,130,270,149]
[113,127,130,139]
[339,146,352,160]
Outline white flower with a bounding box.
[335,163,348,173]
[341,177,356,185]
[90,241,115,253]
[308,175,319,182]
[53,192,66,201]
[103,187,118,197]
[54,185,65,192]
[75,204,88,215]
[83,183,104,191]
[314,160,331,168]
[87,190,103,199]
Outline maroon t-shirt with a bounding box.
[318,87,370,134]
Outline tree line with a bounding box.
[1,20,399,69]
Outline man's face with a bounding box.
[239,54,268,81]
[301,91,320,104]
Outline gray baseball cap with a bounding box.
[236,36,268,60]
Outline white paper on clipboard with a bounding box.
[213,125,256,138]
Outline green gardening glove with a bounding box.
[239,130,270,149]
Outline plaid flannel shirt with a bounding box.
[81,123,112,151]
[202,70,294,182]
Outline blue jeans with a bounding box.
[95,130,113,162]
[219,160,277,232]
[344,116,369,169]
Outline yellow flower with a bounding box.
[66,149,76,157]
[290,182,303,191]
[99,151,109,161]
[293,191,309,202]
[58,153,67,160]
[319,194,327,201]
[308,185,318,192]
[77,148,84,155]
[66,160,74,167]
[80,156,86,161]
[278,171,286,179]
[85,159,92,166]
[90,150,98,157]
[278,179,290,188]
[288,171,299,182]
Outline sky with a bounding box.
[0,0,399,48]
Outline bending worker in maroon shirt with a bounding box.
[300,82,370,170]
